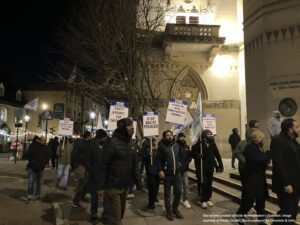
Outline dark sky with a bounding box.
[0,0,73,86]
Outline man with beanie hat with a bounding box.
[98,118,142,225]
[88,129,108,224]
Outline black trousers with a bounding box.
[164,174,182,214]
[272,192,300,225]
[237,179,266,223]
[197,172,213,202]
[146,174,160,207]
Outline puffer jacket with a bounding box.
[98,128,141,190]
[157,139,181,176]
[27,142,51,172]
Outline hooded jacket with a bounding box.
[141,138,159,176]
[176,139,192,173]
[27,141,51,172]
[191,139,223,174]
[98,126,141,190]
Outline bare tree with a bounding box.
[49,0,176,135]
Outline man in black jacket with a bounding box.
[98,118,141,225]
[141,137,160,210]
[191,129,223,209]
[177,133,192,209]
[26,136,50,201]
[88,129,108,224]
[228,128,241,168]
[158,130,183,221]
[271,118,300,224]
[71,131,92,207]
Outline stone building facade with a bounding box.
[243,0,300,141]
[148,0,246,157]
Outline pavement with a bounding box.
[0,154,244,225]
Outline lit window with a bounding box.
[0,107,7,121]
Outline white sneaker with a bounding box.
[127,193,135,199]
[201,202,208,209]
[182,200,192,209]
[207,201,214,207]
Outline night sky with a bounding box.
[0,0,73,86]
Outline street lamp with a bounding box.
[41,103,50,142]
[104,119,108,131]
[22,114,30,160]
[90,111,96,132]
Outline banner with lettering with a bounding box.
[165,98,188,126]
[143,112,159,137]
[107,101,129,131]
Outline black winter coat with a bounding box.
[157,139,181,176]
[177,140,192,173]
[243,142,271,198]
[141,139,159,176]
[228,133,241,149]
[27,142,51,172]
[88,140,106,184]
[71,139,90,170]
[270,132,300,194]
[191,139,223,175]
[98,129,141,190]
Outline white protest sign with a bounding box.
[202,114,217,135]
[107,101,129,131]
[173,111,194,135]
[58,118,74,136]
[132,118,137,139]
[143,112,159,137]
[165,98,188,126]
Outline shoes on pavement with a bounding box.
[182,200,192,209]
[34,196,41,202]
[166,213,174,221]
[201,202,208,209]
[127,193,135,199]
[147,204,155,210]
[172,209,184,219]
[90,217,99,225]
[207,201,214,207]
[72,202,81,208]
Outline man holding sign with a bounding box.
[158,130,183,221]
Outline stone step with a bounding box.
[230,170,272,180]
[188,170,300,224]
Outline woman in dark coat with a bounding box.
[236,129,271,224]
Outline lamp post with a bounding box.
[42,103,49,142]
[90,111,96,132]
[22,114,30,160]
[104,119,108,131]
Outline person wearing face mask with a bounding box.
[88,129,109,224]
[97,118,142,225]
[236,129,271,225]
[271,118,300,225]
[267,111,282,139]
[158,130,183,221]
[191,129,223,209]
[177,133,192,209]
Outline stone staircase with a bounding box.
[189,165,300,224]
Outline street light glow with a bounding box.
[104,120,109,126]
[42,103,48,110]
[24,115,30,122]
[90,111,96,120]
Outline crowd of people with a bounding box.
[23,114,300,225]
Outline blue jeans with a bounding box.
[27,168,44,198]
[57,164,70,187]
